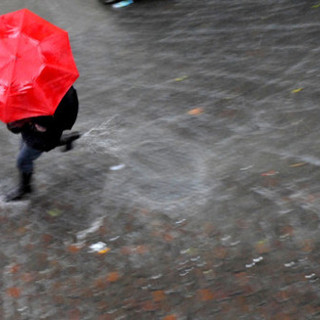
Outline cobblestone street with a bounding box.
[1,0,320,319]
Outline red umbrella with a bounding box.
[0,8,79,123]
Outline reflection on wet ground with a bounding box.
[1,0,320,318]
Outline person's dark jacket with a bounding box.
[7,86,79,152]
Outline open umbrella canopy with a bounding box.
[0,8,79,123]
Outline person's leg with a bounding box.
[17,141,43,174]
[6,141,42,201]
[58,131,81,151]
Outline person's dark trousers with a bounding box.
[17,141,43,173]
[5,141,42,202]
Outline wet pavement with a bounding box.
[1,0,320,319]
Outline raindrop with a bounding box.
[196,261,207,267]
[179,270,190,277]
[284,262,295,267]
[141,284,151,290]
[107,309,119,314]
[245,263,255,268]
[175,219,186,225]
[178,260,189,266]
[221,235,231,242]
[190,256,201,262]
[185,267,194,272]
[110,164,126,171]
[240,165,254,171]
[109,236,120,242]
[253,256,263,263]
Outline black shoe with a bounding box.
[59,131,81,152]
[5,172,32,202]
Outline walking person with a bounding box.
[0,9,81,201]
[6,86,80,201]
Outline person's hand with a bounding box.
[34,124,47,132]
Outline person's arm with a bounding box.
[7,118,30,134]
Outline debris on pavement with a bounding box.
[89,241,109,253]
[291,88,304,93]
[187,107,204,115]
[112,0,133,8]
[110,163,126,171]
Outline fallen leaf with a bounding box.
[136,245,148,254]
[94,278,108,289]
[17,226,28,234]
[281,225,294,237]
[312,3,320,8]
[98,247,111,255]
[255,240,270,254]
[236,296,249,312]
[274,313,292,320]
[139,208,150,215]
[107,271,120,282]
[235,272,249,286]
[181,247,198,255]
[276,290,289,302]
[6,287,21,298]
[69,309,81,320]
[47,208,62,217]
[306,194,315,203]
[203,222,215,236]
[263,177,279,187]
[291,88,304,93]
[152,290,166,302]
[163,315,177,320]
[68,245,82,254]
[42,234,53,243]
[198,288,215,301]
[213,246,227,259]
[219,109,237,118]
[53,295,65,304]
[21,273,34,283]
[174,76,188,81]
[121,245,148,255]
[163,233,174,242]
[121,246,132,255]
[141,300,157,311]
[302,239,314,252]
[9,264,20,274]
[261,170,278,176]
[187,107,204,115]
[289,162,306,168]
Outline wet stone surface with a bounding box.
[1,0,320,319]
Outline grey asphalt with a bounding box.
[0,0,320,319]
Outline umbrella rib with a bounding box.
[45,63,79,75]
